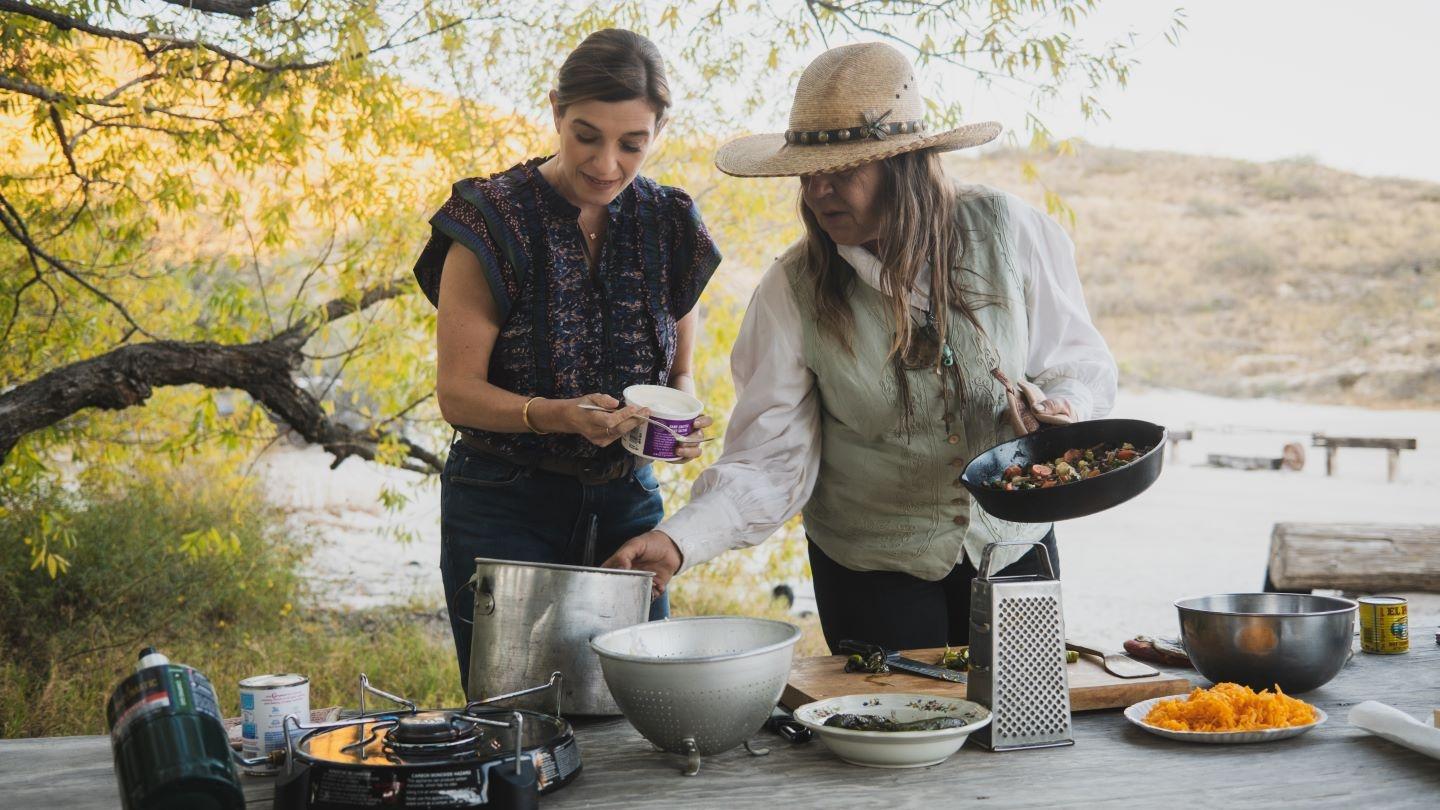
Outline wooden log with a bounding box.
[1268,522,1440,592]
[1281,442,1306,471]
[1206,453,1282,471]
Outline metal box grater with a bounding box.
[967,540,1073,751]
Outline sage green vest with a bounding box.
[786,185,1046,581]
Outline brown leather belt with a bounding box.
[457,432,636,485]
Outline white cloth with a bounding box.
[1349,701,1440,760]
[662,190,1118,575]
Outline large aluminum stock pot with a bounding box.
[466,557,654,715]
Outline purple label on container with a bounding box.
[643,416,693,459]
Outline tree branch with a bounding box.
[0,72,241,133]
[47,105,85,182]
[275,275,410,348]
[1,1,497,75]
[0,280,434,472]
[0,188,154,339]
[0,1,150,48]
[159,0,279,19]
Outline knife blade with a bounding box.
[886,654,967,684]
[836,639,967,684]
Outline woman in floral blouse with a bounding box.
[412,29,721,691]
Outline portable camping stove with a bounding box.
[271,673,579,810]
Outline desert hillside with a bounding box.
[705,145,1440,409]
[962,146,1440,408]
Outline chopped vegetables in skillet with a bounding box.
[986,442,1152,490]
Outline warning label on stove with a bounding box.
[311,766,484,808]
[539,737,581,787]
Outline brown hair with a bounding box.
[554,29,672,121]
[799,149,990,432]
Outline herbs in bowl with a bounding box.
[793,693,991,768]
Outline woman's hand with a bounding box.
[537,394,648,446]
[603,530,684,598]
[1033,397,1075,426]
[666,414,713,464]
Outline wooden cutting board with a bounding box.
[781,648,1193,711]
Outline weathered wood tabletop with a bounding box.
[3,640,1438,809]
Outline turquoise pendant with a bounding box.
[941,343,955,367]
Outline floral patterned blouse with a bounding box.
[413,157,721,460]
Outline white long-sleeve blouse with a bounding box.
[661,189,1118,575]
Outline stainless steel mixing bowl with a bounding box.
[1175,593,1357,694]
[589,617,801,769]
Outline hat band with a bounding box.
[784,117,925,146]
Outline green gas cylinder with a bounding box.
[105,647,244,810]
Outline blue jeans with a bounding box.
[439,439,668,693]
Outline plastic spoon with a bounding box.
[576,403,715,445]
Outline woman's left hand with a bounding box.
[666,414,713,464]
[1033,398,1075,426]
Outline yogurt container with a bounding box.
[621,384,703,461]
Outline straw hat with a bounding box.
[715,42,1002,178]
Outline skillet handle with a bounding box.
[976,540,1057,582]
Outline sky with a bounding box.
[981,0,1440,183]
[420,1,1440,185]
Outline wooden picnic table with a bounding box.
[4,636,1438,809]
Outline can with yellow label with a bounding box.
[1358,596,1408,654]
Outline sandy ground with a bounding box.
[255,444,444,609]
[258,387,1440,647]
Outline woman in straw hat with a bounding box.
[412,29,720,691]
[606,42,1116,651]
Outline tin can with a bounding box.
[240,673,309,773]
[1358,596,1408,654]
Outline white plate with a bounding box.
[1124,695,1327,744]
[793,693,991,768]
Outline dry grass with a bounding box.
[953,145,1440,408]
[702,145,1440,408]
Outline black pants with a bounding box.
[808,529,1060,653]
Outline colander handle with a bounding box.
[976,540,1057,582]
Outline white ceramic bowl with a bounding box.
[792,693,991,768]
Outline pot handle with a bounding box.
[461,574,496,625]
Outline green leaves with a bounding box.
[179,526,242,559]
[2,0,1177,575]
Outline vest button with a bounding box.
[951,497,964,504]
[953,515,968,526]
[950,458,965,468]
[947,434,960,444]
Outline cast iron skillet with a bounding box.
[960,418,1167,523]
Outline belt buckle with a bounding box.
[577,458,608,486]
[580,456,627,485]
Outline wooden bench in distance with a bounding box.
[1268,522,1440,592]
[1167,429,1193,462]
[1312,434,1417,482]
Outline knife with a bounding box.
[836,639,967,684]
